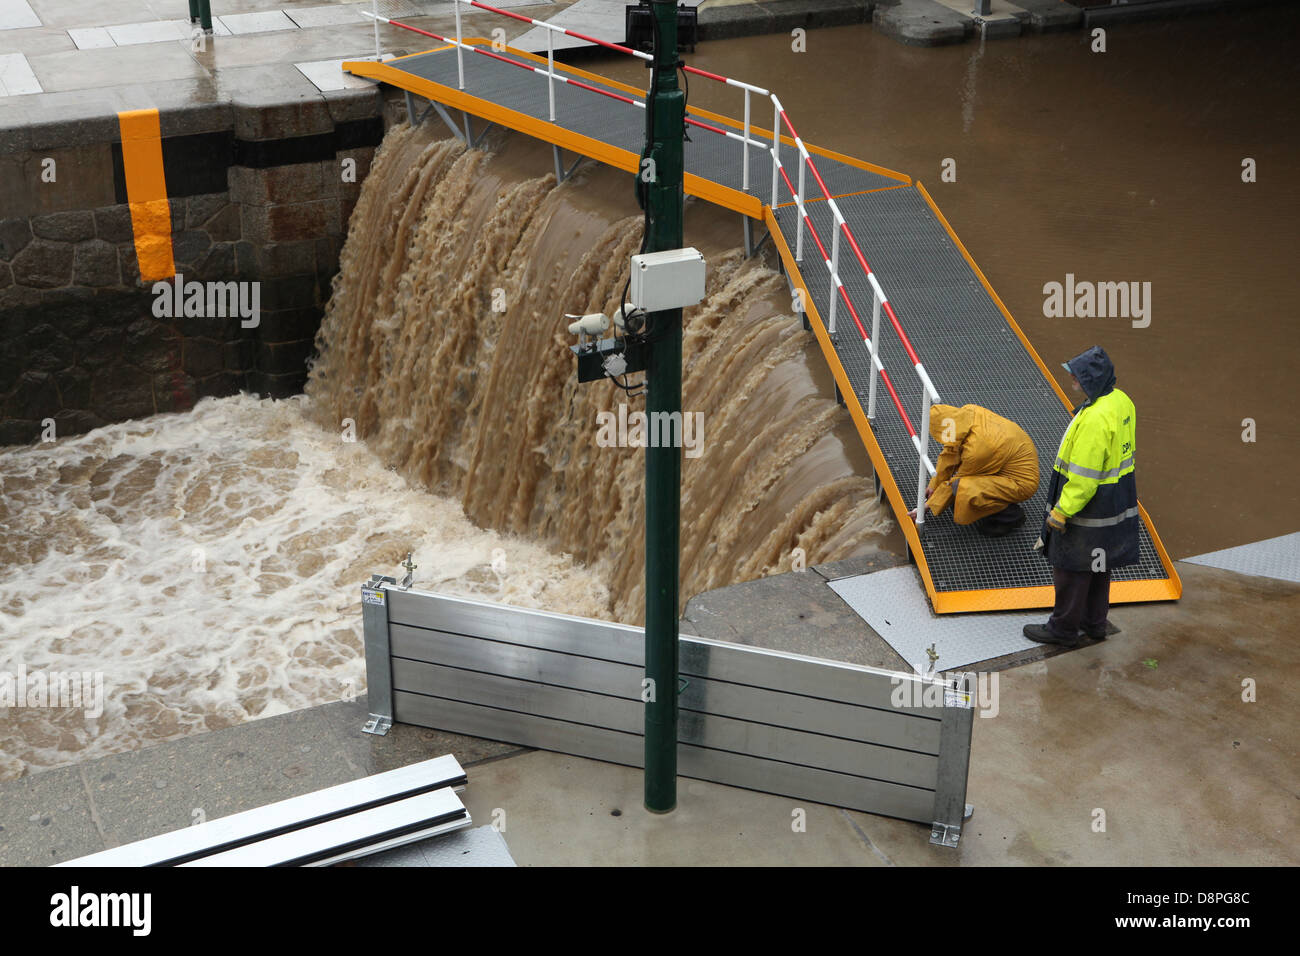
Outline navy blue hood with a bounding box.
[1063,346,1116,402]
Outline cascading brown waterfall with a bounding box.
[307,121,891,623]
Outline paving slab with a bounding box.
[0,23,72,55]
[106,17,231,45]
[285,3,373,29]
[67,26,115,50]
[27,41,213,95]
[0,0,40,31]
[25,0,149,29]
[0,51,41,95]
[220,9,300,36]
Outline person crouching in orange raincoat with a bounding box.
[919,404,1040,537]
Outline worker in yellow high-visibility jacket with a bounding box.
[918,404,1040,536]
[1025,345,1139,647]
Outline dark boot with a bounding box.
[1084,621,1121,640]
[1023,623,1082,647]
[975,504,1026,538]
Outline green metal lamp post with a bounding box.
[189,0,213,33]
[641,0,685,815]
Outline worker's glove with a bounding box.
[1046,509,1067,533]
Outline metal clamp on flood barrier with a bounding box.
[360,579,976,846]
[362,573,397,736]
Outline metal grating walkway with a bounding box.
[344,40,1181,614]
[775,189,1167,596]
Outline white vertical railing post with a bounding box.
[915,386,932,525]
[795,151,806,261]
[867,290,881,419]
[770,99,779,210]
[453,0,465,90]
[372,0,380,59]
[742,89,751,192]
[547,29,556,121]
[828,222,840,335]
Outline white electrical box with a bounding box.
[629,248,706,312]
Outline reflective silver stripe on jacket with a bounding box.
[1054,456,1135,481]
[1068,507,1140,528]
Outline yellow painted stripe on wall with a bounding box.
[118,108,175,282]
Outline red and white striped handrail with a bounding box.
[362,12,769,147]
[361,10,944,523]
[770,97,940,522]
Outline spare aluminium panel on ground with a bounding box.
[344,41,1180,612]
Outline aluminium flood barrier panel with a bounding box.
[362,578,975,845]
[61,754,470,867]
[344,39,1180,614]
[182,789,470,867]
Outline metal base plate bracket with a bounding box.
[929,803,974,847]
[363,714,393,736]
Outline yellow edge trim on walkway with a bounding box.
[118,108,175,282]
[1135,502,1183,600]
[914,181,1182,606]
[343,58,763,218]
[931,577,1182,614]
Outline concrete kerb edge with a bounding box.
[872,0,974,47]
[698,0,874,42]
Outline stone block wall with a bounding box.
[0,88,384,446]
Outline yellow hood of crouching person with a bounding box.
[926,404,1040,524]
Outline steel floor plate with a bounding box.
[1183,533,1300,584]
[829,567,1044,673]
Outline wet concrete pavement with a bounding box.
[4,558,1294,866]
[0,0,568,133]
